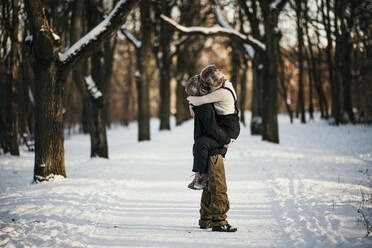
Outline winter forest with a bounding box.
[1,0,372,247]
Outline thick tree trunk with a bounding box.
[23,0,67,180]
[33,64,67,180]
[260,0,284,143]
[136,0,151,141]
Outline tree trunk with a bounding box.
[250,54,264,134]
[338,0,355,123]
[260,0,285,143]
[158,1,172,130]
[323,0,341,124]
[278,43,293,123]
[175,47,190,125]
[305,6,326,120]
[6,0,20,155]
[314,30,329,119]
[70,0,90,134]
[230,46,240,90]
[137,0,151,141]
[103,37,117,127]
[33,65,67,180]
[122,45,133,126]
[87,0,109,157]
[295,0,306,123]
[239,56,248,126]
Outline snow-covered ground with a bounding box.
[1,113,372,248]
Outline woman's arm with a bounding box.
[187,89,226,106]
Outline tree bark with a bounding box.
[238,0,264,135]
[250,53,264,134]
[3,0,21,155]
[260,0,288,143]
[337,0,355,123]
[157,1,172,130]
[87,0,108,157]
[304,5,326,119]
[295,0,306,123]
[322,0,341,124]
[175,46,191,125]
[239,56,248,126]
[230,46,240,90]
[137,0,151,141]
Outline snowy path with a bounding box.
[1,114,372,247]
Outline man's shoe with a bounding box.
[199,223,211,229]
[212,224,237,232]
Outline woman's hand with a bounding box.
[189,104,195,118]
[224,139,236,148]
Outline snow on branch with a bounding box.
[169,9,211,58]
[213,0,257,59]
[270,0,282,10]
[269,0,289,13]
[85,75,103,99]
[120,28,141,48]
[160,14,265,52]
[58,0,138,66]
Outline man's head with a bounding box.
[183,74,209,96]
[200,64,225,92]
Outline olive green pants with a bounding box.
[199,154,230,228]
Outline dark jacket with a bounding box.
[193,104,228,156]
[216,114,240,140]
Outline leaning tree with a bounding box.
[25,0,139,181]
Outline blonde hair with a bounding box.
[183,75,209,96]
[200,64,225,92]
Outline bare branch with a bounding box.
[120,28,141,49]
[213,0,256,58]
[160,14,266,52]
[85,75,103,100]
[58,0,139,67]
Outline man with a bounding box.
[184,73,237,232]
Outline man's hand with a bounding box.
[189,104,195,118]
[224,138,235,148]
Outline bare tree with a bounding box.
[25,0,139,181]
[0,0,20,155]
[294,0,306,123]
[154,0,174,131]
